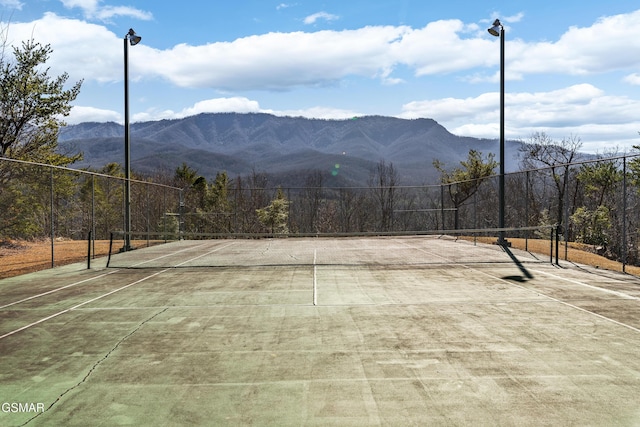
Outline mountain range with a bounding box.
[58,113,521,186]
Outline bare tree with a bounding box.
[519,132,582,233]
[301,170,323,233]
[369,160,398,231]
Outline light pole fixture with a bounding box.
[123,28,141,251]
[487,19,508,246]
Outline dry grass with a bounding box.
[0,239,114,279]
[1,237,639,280]
[465,236,640,276]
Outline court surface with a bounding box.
[1,236,639,426]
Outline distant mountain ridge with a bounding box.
[59,113,518,186]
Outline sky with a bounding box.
[3,1,640,153]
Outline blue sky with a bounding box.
[4,1,640,152]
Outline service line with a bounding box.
[0,269,168,340]
[0,270,119,310]
[0,241,238,340]
[0,240,215,310]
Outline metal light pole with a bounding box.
[488,19,508,246]
[123,28,141,251]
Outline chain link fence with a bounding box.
[2,153,640,273]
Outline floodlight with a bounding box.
[127,28,142,46]
[488,19,502,37]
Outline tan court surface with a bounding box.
[1,236,640,426]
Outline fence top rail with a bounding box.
[4,151,638,193]
[232,153,640,191]
[514,151,640,176]
[0,157,182,191]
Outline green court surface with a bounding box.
[1,236,639,426]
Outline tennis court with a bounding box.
[1,236,639,426]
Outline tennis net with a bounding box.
[105,226,558,270]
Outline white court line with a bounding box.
[474,268,640,334]
[529,268,639,300]
[0,270,119,310]
[398,239,640,335]
[123,240,213,267]
[171,241,237,267]
[0,240,215,310]
[0,269,168,340]
[0,241,237,340]
[313,249,318,306]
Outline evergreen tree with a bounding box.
[257,187,289,234]
[0,40,82,174]
[433,149,497,229]
[0,39,82,237]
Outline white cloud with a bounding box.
[4,13,122,84]
[61,0,152,21]
[175,97,262,117]
[623,73,640,85]
[60,0,98,9]
[76,97,361,124]
[400,84,640,151]
[276,3,296,10]
[67,105,121,124]
[9,10,640,93]
[303,12,339,25]
[503,12,525,24]
[151,25,408,90]
[510,10,640,77]
[7,7,640,152]
[0,0,23,9]
[145,98,359,121]
[95,6,153,21]
[270,106,360,120]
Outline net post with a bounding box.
[107,232,114,268]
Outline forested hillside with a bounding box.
[58,113,519,185]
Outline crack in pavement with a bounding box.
[20,306,170,426]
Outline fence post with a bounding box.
[146,183,150,247]
[550,226,553,264]
[50,168,55,268]
[555,225,560,265]
[91,175,96,258]
[525,170,530,252]
[564,168,569,261]
[440,185,445,231]
[623,155,627,273]
[178,189,184,240]
[163,188,167,242]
